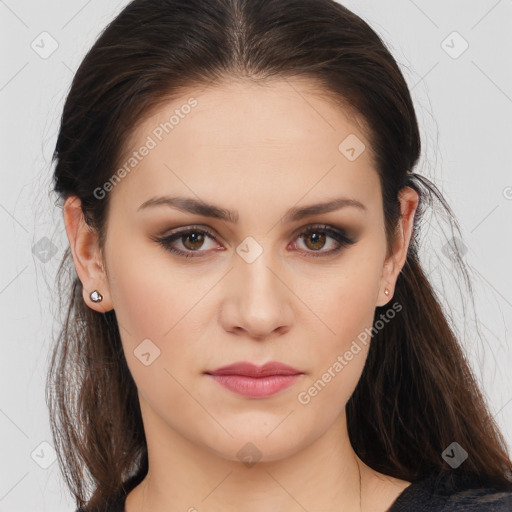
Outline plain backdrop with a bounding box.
[1,0,511,510]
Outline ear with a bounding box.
[377,186,419,307]
[63,196,114,313]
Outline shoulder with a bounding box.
[440,487,512,511]
[388,472,512,511]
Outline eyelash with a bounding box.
[153,224,356,259]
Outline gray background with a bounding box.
[1,0,511,510]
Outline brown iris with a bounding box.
[182,232,206,250]
[303,231,326,251]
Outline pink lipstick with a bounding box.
[205,361,303,398]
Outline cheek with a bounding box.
[108,260,195,415]
[106,237,182,358]
[110,258,172,342]
[107,242,214,377]
[309,251,382,346]
[295,248,382,401]
[294,272,379,414]
[105,246,220,448]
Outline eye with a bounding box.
[292,224,356,257]
[153,226,220,258]
[153,224,356,259]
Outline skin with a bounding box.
[64,78,419,511]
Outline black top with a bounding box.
[80,470,512,511]
[387,472,512,511]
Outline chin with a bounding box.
[200,427,311,465]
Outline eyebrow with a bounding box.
[137,195,367,223]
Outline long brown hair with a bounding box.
[47,0,512,509]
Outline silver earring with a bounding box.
[90,290,103,303]
[384,288,390,296]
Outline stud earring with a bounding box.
[384,288,390,296]
[90,290,103,303]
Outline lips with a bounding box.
[205,361,304,398]
[205,361,303,378]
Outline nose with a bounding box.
[219,250,294,341]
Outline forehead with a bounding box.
[110,78,380,215]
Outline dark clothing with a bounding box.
[79,470,512,511]
[388,472,512,511]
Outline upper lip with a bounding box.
[206,361,303,377]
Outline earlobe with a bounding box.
[63,196,114,313]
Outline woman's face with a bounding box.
[94,79,412,462]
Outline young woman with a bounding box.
[47,0,512,510]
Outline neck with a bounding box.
[126,404,369,512]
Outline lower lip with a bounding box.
[207,374,302,398]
